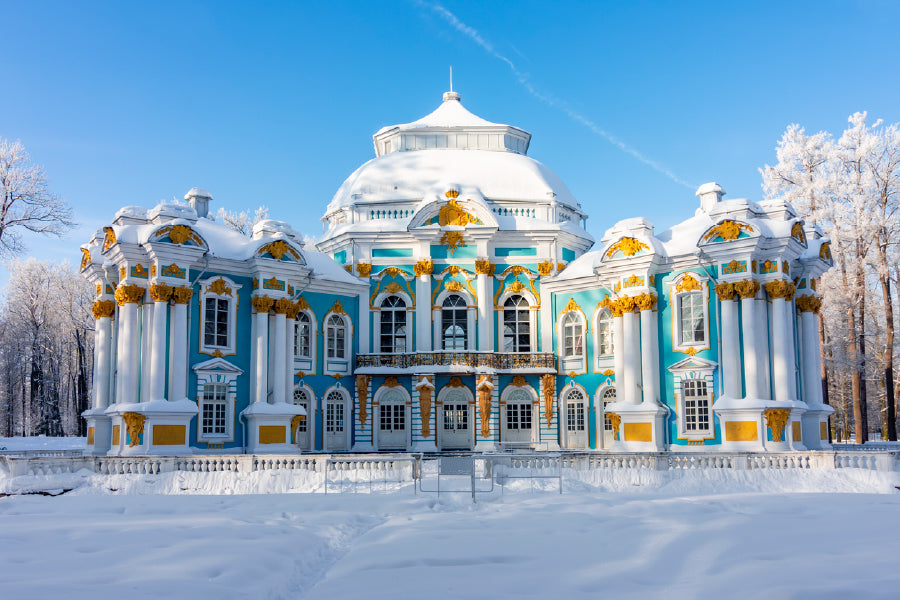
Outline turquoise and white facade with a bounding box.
[80,90,834,456]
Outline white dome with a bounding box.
[325,148,579,214]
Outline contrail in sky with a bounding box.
[419,2,695,189]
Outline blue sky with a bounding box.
[3,0,899,286]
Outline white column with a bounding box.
[737,281,760,399]
[621,302,639,405]
[284,311,294,406]
[115,299,140,405]
[148,285,172,402]
[718,288,743,399]
[613,311,625,393]
[785,298,798,400]
[799,302,823,404]
[639,301,658,405]
[476,272,493,351]
[770,296,790,402]
[357,291,370,354]
[251,297,272,403]
[170,288,191,401]
[416,271,431,351]
[92,309,114,409]
[140,303,152,403]
[271,311,286,404]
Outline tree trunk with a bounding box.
[880,270,897,441]
[818,312,831,442]
[855,253,869,443]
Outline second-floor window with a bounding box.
[380,296,407,353]
[503,295,530,352]
[442,294,468,350]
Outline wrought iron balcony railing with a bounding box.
[356,351,556,371]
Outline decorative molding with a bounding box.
[251,295,275,313]
[447,376,465,388]
[161,264,185,278]
[704,220,753,242]
[417,375,433,438]
[102,227,117,251]
[675,273,702,293]
[414,259,434,276]
[796,294,822,314]
[765,408,791,442]
[356,263,372,277]
[722,260,747,275]
[760,260,778,274]
[80,248,91,270]
[819,242,832,261]
[561,297,581,314]
[92,300,116,319]
[440,230,465,253]
[383,376,402,388]
[765,280,796,301]
[296,296,311,310]
[122,412,144,447]
[114,284,144,306]
[624,274,644,288]
[714,282,736,301]
[438,199,480,227]
[207,278,233,296]
[259,240,300,261]
[475,259,495,276]
[733,279,760,299]
[476,375,493,438]
[273,298,296,315]
[172,286,193,305]
[149,283,173,303]
[328,300,347,316]
[263,277,285,292]
[606,237,649,258]
[635,293,657,311]
[537,261,554,276]
[541,373,555,426]
[357,375,369,426]
[607,413,621,440]
[791,222,807,244]
[511,375,527,387]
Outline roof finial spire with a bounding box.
[443,66,460,102]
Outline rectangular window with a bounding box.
[380,405,405,431]
[679,292,705,345]
[506,404,532,430]
[326,402,344,433]
[204,298,229,348]
[567,402,585,432]
[683,379,710,433]
[201,383,228,435]
[294,320,311,358]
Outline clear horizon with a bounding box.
[3,0,899,288]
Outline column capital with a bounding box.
[92,299,116,319]
[252,295,275,313]
[149,283,174,303]
[114,284,144,306]
[796,294,823,313]
[474,259,494,276]
[635,293,657,311]
[273,297,296,316]
[171,286,193,304]
[414,259,435,276]
[714,282,736,301]
[765,280,796,301]
[537,261,554,277]
[618,296,637,314]
[356,262,372,277]
[734,279,760,299]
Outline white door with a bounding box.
[600,387,617,449]
[441,391,472,450]
[378,393,407,450]
[564,389,587,449]
[292,388,311,450]
[502,390,533,445]
[325,390,347,451]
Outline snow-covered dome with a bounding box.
[324,91,579,218]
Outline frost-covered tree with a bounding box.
[215,205,269,236]
[0,139,74,256]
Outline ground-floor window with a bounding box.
[566,390,586,432]
[292,388,309,433]
[683,379,710,433]
[506,403,532,430]
[326,392,345,433]
[443,404,468,431]
[380,403,405,431]
[602,387,616,432]
[201,383,227,436]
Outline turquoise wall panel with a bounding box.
[430,244,477,259]
[373,248,414,258]
[495,247,538,257]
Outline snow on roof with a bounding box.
[375,93,502,136]
[326,149,580,213]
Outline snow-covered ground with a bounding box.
[1,463,899,599]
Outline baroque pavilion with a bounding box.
[80,90,834,456]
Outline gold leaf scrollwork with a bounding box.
[161,264,186,278]
[149,283,173,303]
[608,413,621,440]
[207,278,232,296]
[819,242,832,261]
[675,274,702,293]
[295,296,310,311]
[414,260,434,277]
[475,259,494,276]
[765,408,791,442]
[274,298,296,315]
[704,220,753,242]
[92,300,116,319]
[476,375,493,438]
[385,282,403,294]
[635,293,657,311]
[447,376,465,388]
[791,222,807,244]
[733,279,760,299]
[438,199,480,227]
[259,240,300,261]
[795,294,822,314]
[251,295,275,313]
[605,237,649,259]
[512,375,527,387]
[356,263,372,277]
[561,297,581,314]
[446,281,463,292]
[618,296,637,314]
[765,280,796,301]
[722,260,747,275]
[714,282,736,301]
[541,373,555,426]
[418,376,433,438]
[329,300,346,316]
[508,281,525,293]
[441,231,464,253]
[102,227,117,252]
[122,412,144,447]
[537,261,554,277]
[114,284,145,306]
[171,286,193,304]
[80,248,91,271]
[624,274,644,288]
[356,375,369,426]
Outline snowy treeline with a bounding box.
[762,112,900,442]
[0,259,94,437]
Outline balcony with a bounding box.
[355,351,556,374]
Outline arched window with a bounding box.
[199,277,241,356]
[442,294,468,350]
[380,296,407,353]
[601,387,616,432]
[294,312,311,358]
[326,314,347,359]
[562,312,584,358]
[679,292,705,345]
[597,308,614,356]
[292,388,310,433]
[565,388,586,433]
[503,295,530,352]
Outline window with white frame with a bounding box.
[562,312,584,358]
[682,379,711,433]
[602,387,616,432]
[597,308,614,356]
[442,294,468,350]
[325,390,344,433]
[201,383,227,436]
[199,277,241,356]
[380,401,405,431]
[679,292,706,345]
[292,388,310,433]
[565,388,586,432]
[380,296,407,353]
[294,313,311,358]
[326,314,347,359]
[505,398,532,430]
[503,295,531,352]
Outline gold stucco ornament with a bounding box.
[795,295,822,314]
[91,300,116,319]
[714,282,736,301]
[765,408,791,442]
[477,375,493,438]
[438,199,480,227]
[207,278,232,296]
[114,284,145,306]
[122,412,144,447]
[605,237,649,258]
[418,376,433,438]
[703,219,753,242]
[474,259,494,276]
[356,375,369,426]
[414,259,434,276]
[541,373,555,426]
[172,286,193,304]
[675,274,702,293]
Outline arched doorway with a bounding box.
[562,386,588,449]
[439,388,473,450]
[377,388,409,450]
